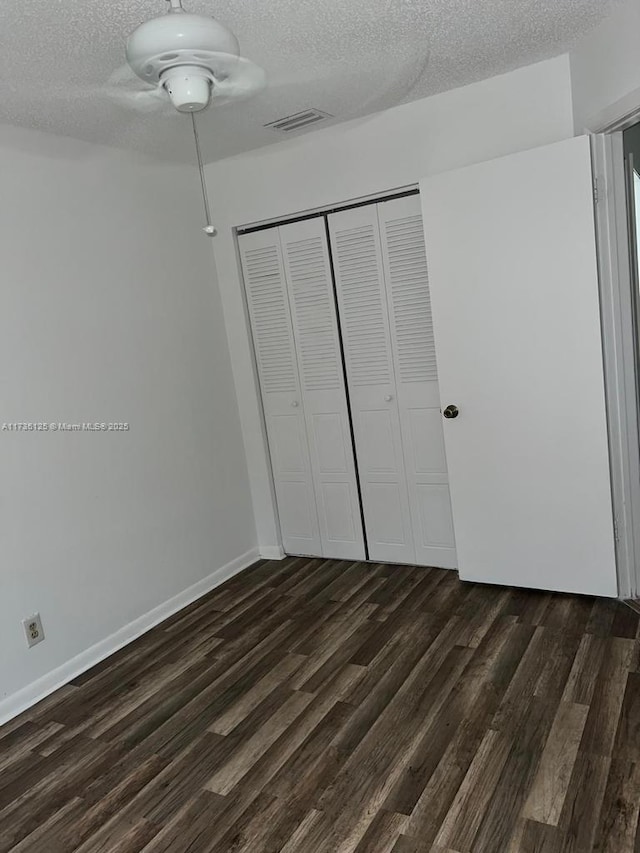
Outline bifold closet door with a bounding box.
[239,228,322,557]
[240,223,365,560]
[279,218,365,560]
[378,195,457,568]
[328,205,415,564]
[328,199,456,568]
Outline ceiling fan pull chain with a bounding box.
[191,113,216,236]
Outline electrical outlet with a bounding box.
[22,613,45,648]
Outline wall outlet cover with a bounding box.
[22,613,45,648]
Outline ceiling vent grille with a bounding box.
[265,109,332,133]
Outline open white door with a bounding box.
[421,135,617,596]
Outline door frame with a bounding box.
[589,87,640,598]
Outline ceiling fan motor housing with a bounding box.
[124,4,265,114]
[126,11,241,111]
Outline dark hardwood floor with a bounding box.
[2,557,640,852]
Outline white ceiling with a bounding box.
[0,0,622,163]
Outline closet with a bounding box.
[239,192,457,569]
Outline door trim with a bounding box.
[591,134,639,598]
[236,186,419,235]
[590,89,640,597]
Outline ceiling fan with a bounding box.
[114,0,266,234]
[95,0,429,235]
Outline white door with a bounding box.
[239,228,322,557]
[421,135,617,596]
[328,205,416,564]
[279,218,365,560]
[378,195,457,568]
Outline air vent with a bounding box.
[265,109,332,133]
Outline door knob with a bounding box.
[384,395,393,402]
[291,400,299,408]
[443,404,459,419]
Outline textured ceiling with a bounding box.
[0,0,622,163]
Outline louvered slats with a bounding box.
[241,197,454,569]
[332,225,392,386]
[243,244,298,395]
[284,236,342,392]
[384,214,438,383]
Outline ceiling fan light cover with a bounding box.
[126,12,240,82]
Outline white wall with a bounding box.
[570,0,640,130]
[205,55,575,552]
[0,124,256,721]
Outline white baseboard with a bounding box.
[259,545,286,560]
[0,547,259,727]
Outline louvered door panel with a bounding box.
[328,205,415,564]
[280,218,365,559]
[378,195,456,568]
[239,228,322,557]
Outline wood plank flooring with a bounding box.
[2,557,640,852]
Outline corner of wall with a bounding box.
[0,547,259,726]
[259,545,286,560]
[569,0,640,132]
